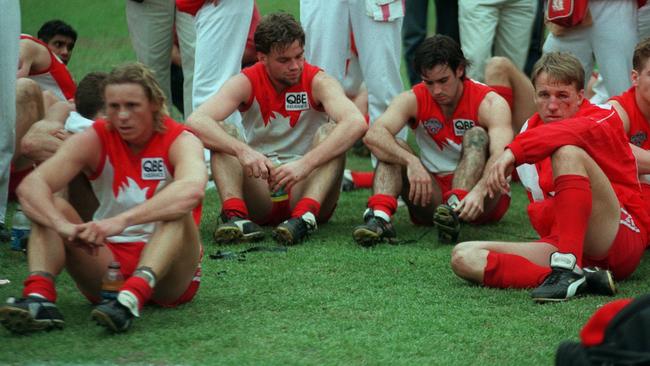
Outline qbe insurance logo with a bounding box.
[141,157,166,180]
[285,92,309,111]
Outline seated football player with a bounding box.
[0,63,206,333]
[187,13,367,245]
[451,52,649,302]
[352,35,513,246]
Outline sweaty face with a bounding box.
[421,65,464,107]
[46,35,75,64]
[104,83,158,147]
[534,72,584,123]
[261,40,305,89]
[633,58,650,108]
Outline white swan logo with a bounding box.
[117,177,150,205]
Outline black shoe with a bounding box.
[341,169,355,192]
[584,267,617,296]
[434,204,461,243]
[213,214,264,244]
[273,212,316,245]
[0,223,10,243]
[0,296,64,333]
[531,252,587,303]
[91,299,134,333]
[352,210,396,247]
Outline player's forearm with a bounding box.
[21,134,61,163]
[187,113,245,155]
[117,179,206,227]
[364,127,414,166]
[631,144,650,174]
[16,174,69,228]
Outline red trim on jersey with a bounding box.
[240,61,325,127]
[20,34,76,100]
[410,79,493,149]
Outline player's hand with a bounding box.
[487,149,515,198]
[76,216,128,247]
[270,158,313,193]
[54,220,81,242]
[455,188,485,221]
[237,147,273,180]
[406,160,433,207]
[51,128,71,141]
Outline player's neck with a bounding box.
[441,83,464,120]
[635,91,650,123]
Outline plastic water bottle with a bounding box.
[100,261,125,301]
[10,207,31,252]
[266,153,288,202]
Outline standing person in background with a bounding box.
[458,0,537,82]
[543,0,639,101]
[126,0,195,116]
[179,0,256,129]
[300,0,408,153]
[403,0,460,87]
[0,0,21,242]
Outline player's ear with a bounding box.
[631,69,639,87]
[257,51,267,64]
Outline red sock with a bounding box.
[351,171,374,189]
[483,252,551,289]
[221,198,249,219]
[292,197,321,218]
[23,274,57,302]
[367,194,398,218]
[554,175,592,266]
[120,276,153,311]
[443,188,468,203]
[490,85,514,110]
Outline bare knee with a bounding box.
[313,121,336,145]
[462,126,488,151]
[551,145,587,172]
[16,78,42,101]
[484,57,514,86]
[451,242,488,284]
[219,121,244,141]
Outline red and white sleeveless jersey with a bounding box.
[239,61,327,161]
[20,34,76,100]
[610,87,650,185]
[409,78,493,174]
[88,117,187,243]
[514,100,649,240]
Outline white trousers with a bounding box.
[300,0,405,142]
[459,0,538,81]
[0,0,20,223]
[543,0,638,98]
[192,0,253,128]
[126,0,196,116]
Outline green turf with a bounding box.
[3,1,650,365]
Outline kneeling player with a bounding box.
[352,35,513,246]
[0,63,206,333]
[451,53,649,302]
[188,13,367,245]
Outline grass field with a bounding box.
[3,1,650,365]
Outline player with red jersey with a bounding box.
[609,38,650,214]
[0,63,206,334]
[352,35,513,246]
[452,52,649,302]
[188,13,367,245]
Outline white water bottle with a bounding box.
[11,207,31,252]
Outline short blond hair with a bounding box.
[104,63,168,131]
[531,52,584,91]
